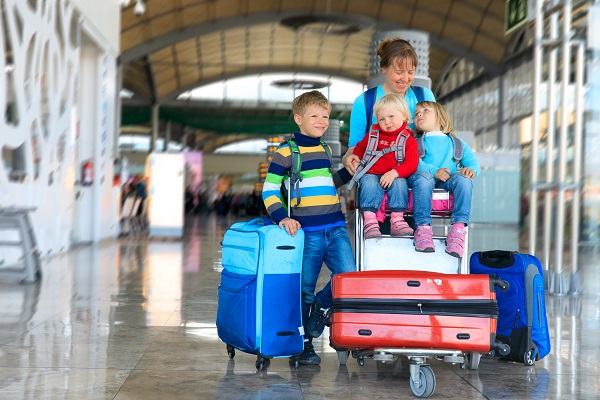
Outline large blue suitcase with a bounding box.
[470,251,551,365]
[216,218,304,368]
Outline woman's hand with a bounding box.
[342,147,360,175]
[279,217,301,236]
[380,170,399,188]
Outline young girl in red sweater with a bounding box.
[352,93,419,238]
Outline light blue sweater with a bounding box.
[417,131,481,177]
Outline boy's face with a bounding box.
[376,106,407,132]
[414,105,438,132]
[294,105,330,138]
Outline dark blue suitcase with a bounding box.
[470,251,551,365]
[216,218,304,369]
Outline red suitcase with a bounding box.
[330,270,501,353]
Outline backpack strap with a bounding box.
[348,126,379,190]
[416,133,464,168]
[320,139,333,175]
[394,131,409,165]
[363,87,378,134]
[450,136,464,168]
[283,137,334,208]
[286,138,303,208]
[412,85,425,103]
[416,134,425,158]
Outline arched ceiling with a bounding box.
[120,0,511,104]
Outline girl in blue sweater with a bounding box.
[408,102,480,258]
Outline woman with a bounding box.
[343,38,436,173]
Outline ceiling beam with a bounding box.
[119,10,502,76]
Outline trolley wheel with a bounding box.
[410,365,436,398]
[467,352,481,370]
[337,350,349,366]
[523,350,535,366]
[255,357,270,371]
[357,356,365,367]
[226,344,235,360]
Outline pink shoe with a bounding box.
[363,212,382,239]
[446,223,467,258]
[364,220,382,239]
[414,225,435,252]
[390,218,413,237]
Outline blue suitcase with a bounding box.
[216,218,304,369]
[470,251,551,365]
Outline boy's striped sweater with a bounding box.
[262,132,352,232]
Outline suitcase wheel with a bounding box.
[226,344,235,360]
[410,365,436,398]
[523,349,536,366]
[357,356,365,367]
[289,358,299,369]
[255,356,270,371]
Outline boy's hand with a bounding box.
[279,217,301,236]
[434,168,451,182]
[380,170,399,188]
[459,167,475,179]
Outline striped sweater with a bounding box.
[262,132,352,231]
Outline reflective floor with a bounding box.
[0,214,599,399]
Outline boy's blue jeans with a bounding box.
[301,226,356,316]
[358,174,409,213]
[407,170,473,226]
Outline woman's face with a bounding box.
[382,58,415,96]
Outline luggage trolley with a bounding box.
[355,188,469,275]
[328,189,509,398]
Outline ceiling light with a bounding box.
[133,0,146,17]
[119,0,130,7]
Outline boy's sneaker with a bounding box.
[306,301,329,338]
[445,223,467,258]
[414,225,435,252]
[298,340,321,365]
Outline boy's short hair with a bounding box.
[416,101,455,137]
[292,90,331,116]
[373,93,412,123]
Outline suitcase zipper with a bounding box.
[331,298,499,318]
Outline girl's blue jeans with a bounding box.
[407,170,473,226]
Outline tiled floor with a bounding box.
[0,214,598,399]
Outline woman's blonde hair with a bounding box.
[415,101,455,137]
[373,93,412,124]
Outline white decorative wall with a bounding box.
[0,0,119,255]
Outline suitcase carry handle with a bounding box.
[245,217,274,226]
[478,250,515,269]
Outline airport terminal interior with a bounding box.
[0,216,599,399]
[2,0,600,399]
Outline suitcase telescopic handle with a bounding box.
[491,275,510,292]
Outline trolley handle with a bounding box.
[490,275,510,292]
